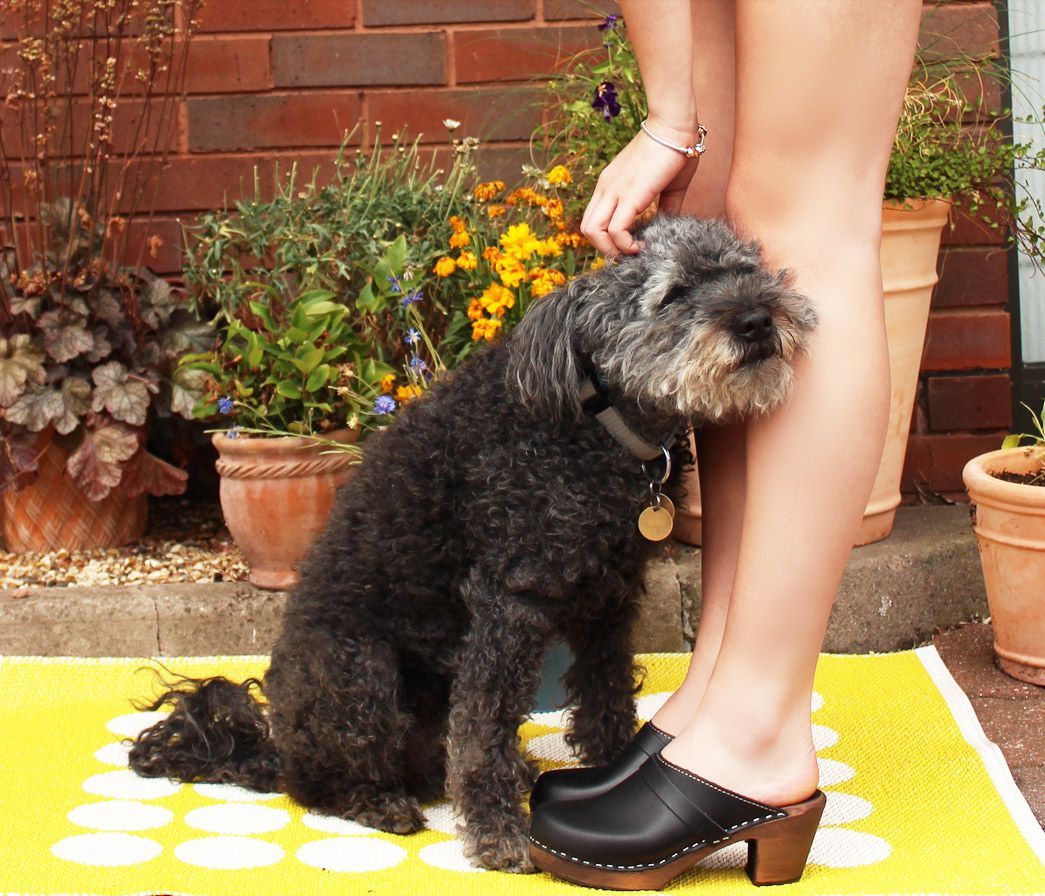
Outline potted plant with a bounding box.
[537,15,1044,546]
[0,1,211,552]
[963,403,1045,685]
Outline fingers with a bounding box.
[580,189,621,258]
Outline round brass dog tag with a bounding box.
[638,506,673,541]
[658,495,676,518]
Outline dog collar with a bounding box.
[578,375,683,471]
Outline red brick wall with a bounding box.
[6,0,1014,497]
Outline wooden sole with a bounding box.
[530,790,826,891]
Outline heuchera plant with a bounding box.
[0,0,212,500]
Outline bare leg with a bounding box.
[660,0,921,805]
[651,0,741,736]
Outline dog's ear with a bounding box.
[505,273,594,422]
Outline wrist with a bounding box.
[645,107,701,144]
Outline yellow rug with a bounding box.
[0,649,1041,895]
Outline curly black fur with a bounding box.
[128,217,816,872]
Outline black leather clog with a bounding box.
[529,721,673,811]
[529,753,826,890]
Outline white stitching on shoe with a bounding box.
[528,811,788,872]
[653,754,779,813]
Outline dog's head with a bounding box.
[505,216,817,424]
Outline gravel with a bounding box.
[0,498,248,590]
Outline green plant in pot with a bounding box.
[963,403,1045,685]
[534,12,1043,547]
[0,0,210,552]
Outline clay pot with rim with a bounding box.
[213,428,360,590]
[1,432,147,552]
[673,198,952,547]
[963,447,1045,686]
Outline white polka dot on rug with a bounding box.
[821,791,874,826]
[68,800,173,832]
[419,839,486,873]
[811,690,825,712]
[106,711,169,738]
[695,841,746,869]
[526,731,576,763]
[185,803,290,835]
[817,757,855,787]
[52,832,162,867]
[528,708,569,728]
[94,741,131,767]
[302,810,377,835]
[808,828,891,867]
[296,837,407,873]
[812,723,839,751]
[175,835,284,870]
[422,801,463,836]
[636,692,671,721]
[83,770,180,800]
[193,782,281,803]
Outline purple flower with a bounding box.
[597,14,618,31]
[592,81,621,120]
[218,396,234,415]
[226,425,242,440]
[373,394,397,415]
[409,356,427,372]
[401,287,422,308]
[404,327,421,345]
[386,274,402,293]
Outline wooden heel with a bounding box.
[745,790,826,886]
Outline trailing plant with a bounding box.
[0,0,212,500]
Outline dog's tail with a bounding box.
[128,674,282,792]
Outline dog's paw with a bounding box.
[348,794,425,835]
[461,823,536,873]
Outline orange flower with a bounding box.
[471,316,504,342]
[467,297,485,321]
[456,250,478,271]
[482,246,502,262]
[487,204,506,219]
[396,384,423,402]
[479,282,516,317]
[473,180,505,202]
[433,256,457,277]
[449,229,471,249]
[380,373,397,393]
[546,165,572,186]
[449,215,468,233]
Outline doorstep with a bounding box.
[0,505,985,656]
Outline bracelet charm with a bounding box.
[639,120,708,158]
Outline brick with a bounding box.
[941,204,1007,247]
[367,87,542,143]
[182,36,273,93]
[454,26,601,84]
[187,92,363,152]
[927,373,1011,431]
[123,217,184,275]
[918,2,999,61]
[902,431,1008,493]
[197,1,355,32]
[922,309,1011,370]
[362,0,535,26]
[933,248,1010,307]
[544,0,620,21]
[272,33,446,88]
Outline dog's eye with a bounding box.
[659,284,688,307]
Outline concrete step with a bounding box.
[0,506,987,657]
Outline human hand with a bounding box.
[580,125,701,257]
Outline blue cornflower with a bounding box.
[597,14,618,31]
[373,394,397,415]
[401,288,422,308]
[386,274,402,294]
[218,396,234,415]
[404,327,421,345]
[409,356,427,372]
[592,81,621,120]
[226,425,242,440]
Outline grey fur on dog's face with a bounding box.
[506,216,818,423]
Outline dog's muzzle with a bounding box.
[733,309,781,365]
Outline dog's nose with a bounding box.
[734,309,775,344]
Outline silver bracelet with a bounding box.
[639,119,708,158]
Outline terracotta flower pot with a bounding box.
[1,434,147,553]
[673,198,951,548]
[213,429,359,590]
[963,447,1045,686]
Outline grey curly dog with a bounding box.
[128,216,816,872]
